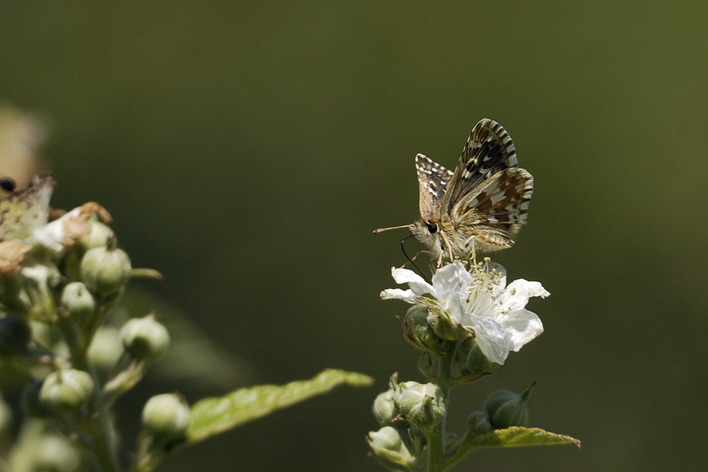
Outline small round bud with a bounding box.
[142,393,191,439]
[392,381,446,429]
[467,411,493,435]
[0,315,31,355]
[33,435,81,472]
[373,389,399,427]
[78,221,115,252]
[80,245,132,296]
[88,327,123,371]
[120,314,170,360]
[484,383,535,429]
[426,307,465,341]
[461,337,497,376]
[367,426,415,469]
[402,305,439,351]
[417,352,438,380]
[60,282,97,323]
[39,369,94,412]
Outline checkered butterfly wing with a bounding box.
[415,154,454,221]
[0,173,55,241]
[441,119,533,247]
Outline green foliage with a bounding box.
[447,427,581,467]
[186,369,373,445]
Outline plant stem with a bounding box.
[425,350,453,472]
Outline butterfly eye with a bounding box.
[426,222,438,234]
[0,177,16,193]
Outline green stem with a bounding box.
[56,313,122,471]
[425,349,454,472]
[82,362,121,472]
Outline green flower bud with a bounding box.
[402,305,439,351]
[22,380,53,417]
[19,263,59,323]
[461,337,497,376]
[448,337,497,384]
[373,389,400,427]
[39,369,94,412]
[60,282,96,323]
[80,245,131,296]
[426,307,465,341]
[392,381,446,430]
[367,426,416,470]
[417,351,438,380]
[467,411,493,435]
[120,314,169,360]
[142,393,191,439]
[33,435,81,472]
[484,383,535,429]
[78,221,115,252]
[88,327,123,371]
[0,315,31,355]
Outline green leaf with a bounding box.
[447,427,580,467]
[184,369,374,446]
[467,427,581,449]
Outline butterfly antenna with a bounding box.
[401,235,430,284]
[373,224,414,234]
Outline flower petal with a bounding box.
[497,279,549,313]
[380,288,418,304]
[389,267,433,297]
[28,207,83,251]
[431,262,471,309]
[502,308,544,351]
[463,314,512,365]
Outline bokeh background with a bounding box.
[1,1,707,471]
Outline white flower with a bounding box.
[381,262,548,365]
[28,207,84,251]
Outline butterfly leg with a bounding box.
[438,232,455,267]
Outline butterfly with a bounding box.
[0,173,55,241]
[374,118,533,266]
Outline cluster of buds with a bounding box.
[0,175,189,470]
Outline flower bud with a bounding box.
[461,337,497,375]
[367,426,416,469]
[60,282,97,323]
[33,435,81,472]
[80,245,131,297]
[417,352,438,380]
[88,327,123,371]
[0,315,31,355]
[39,369,94,412]
[467,411,493,435]
[372,389,399,427]
[484,383,535,429]
[448,337,497,384]
[19,264,59,323]
[120,314,169,360]
[402,305,439,351]
[78,221,115,252]
[142,393,191,439]
[392,381,446,430]
[426,307,464,341]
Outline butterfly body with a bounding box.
[375,119,533,265]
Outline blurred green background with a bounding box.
[2,1,708,471]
